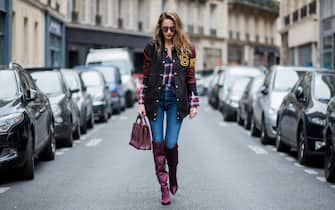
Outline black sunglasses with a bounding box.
[161,26,176,33]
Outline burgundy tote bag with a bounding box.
[129,115,152,150]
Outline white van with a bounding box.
[86,48,137,107]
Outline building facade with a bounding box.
[227,0,280,67]
[279,0,319,67]
[320,0,335,69]
[11,0,66,67]
[0,0,12,65]
[65,0,228,72]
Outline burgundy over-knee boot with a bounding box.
[152,141,171,205]
[166,144,178,195]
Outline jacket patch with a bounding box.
[179,52,189,67]
[189,58,196,68]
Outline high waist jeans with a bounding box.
[149,88,183,149]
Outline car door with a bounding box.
[255,70,272,128]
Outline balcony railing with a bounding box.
[71,11,79,23]
[210,29,217,37]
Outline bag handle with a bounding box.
[135,115,149,125]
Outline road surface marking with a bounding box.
[248,145,268,154]
[85,138,103,147]
[59,148,71,152]
[218,121,227,127]
[0,187,10,194]
[294,163,303,168]
[316,176,326,182]
[304,169,318,175]
[55,151,64,156]
[285,157,295,162]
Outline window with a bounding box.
[34,22,39,65]
[293,10,299,22]
[309,1,317,15]
[0,12,5,64]
[301,5,307,18]
[284,15,290,25]
[229,30,233,39]
[80,0,85,22]
[210,3,217,30]
[314,74,335,101]
[162,0,167,12]
[24,17,28,64]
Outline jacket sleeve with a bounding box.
[186,47,200,108]
[138,43,152,104]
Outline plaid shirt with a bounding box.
[138,50,199,107]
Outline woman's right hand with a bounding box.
[138,104,146,116]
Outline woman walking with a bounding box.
[137,12,199,205]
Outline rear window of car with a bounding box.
[81,71,103,87]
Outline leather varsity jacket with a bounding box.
[139,41,199,121]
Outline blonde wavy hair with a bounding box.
[153,12,191,55]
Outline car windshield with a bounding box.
[81,72,103,87]
[273,69,305,91]
[31,72,63,95]
[63,71,80,91]
[96,68,115,82]
[314,73,335,102]
[101,60,130,75]
[0,70,18,99]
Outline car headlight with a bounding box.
[0,113,24,133]
[309,117,326,126]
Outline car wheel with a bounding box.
[237,109,243,126]
[20,131,34,180]
[64,125,73,147]
[297,127,309,165]
[73,123,80,140]
[260,118,271,145]
[325,139,335,182]
[276,128,289,152]
[250,115,261,137]
[125,91,133,108]
[40,123,56,161]
[81,113,87,134]
[87,112,94,129]
[244,112,251,130]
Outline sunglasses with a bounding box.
[161,26,176,33]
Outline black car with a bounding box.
[237,76,264,129]
[29,69,81,147]
[276,71,335,165]
[324,97,335,182]
[0,63,55,180]
[224,77,252,121]
[61,69,94,133]
[79,70,111,122]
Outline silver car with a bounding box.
[251,66,312,144]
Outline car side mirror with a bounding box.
[82,85,87,92]
[295,87,305,101]
[25,89,37,101]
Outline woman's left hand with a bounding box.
[189,107,198,119]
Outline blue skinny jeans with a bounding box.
[149,88,183,149]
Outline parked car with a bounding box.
[218,66,263,121]
[237,76,265,129]
[0,63,55,180]
[61,69,94,133]
[85,48,137,107]
[207,69,225,109]
[324,97,335,182]
[197,74,214,96]
[93,66,126,114]
[224,77,252,121]
[79,70,111,122]
[251,66,312,144]
[29,68,81,147]
[277,71,335,166]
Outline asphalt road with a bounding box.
[1,98,335,210]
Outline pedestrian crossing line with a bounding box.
[0,187,10,194]
[316,176,326,183]
[55,151,64,156]
[285,157,295,162]
[218,121,227,127]
[304,169,318,175]
[248,145,268,154]
[294,163,303,168]
[85,138,103,147]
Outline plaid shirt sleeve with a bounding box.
[187,47,200,108]
[138,44,152,104]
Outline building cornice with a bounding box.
[66,23,152,38]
